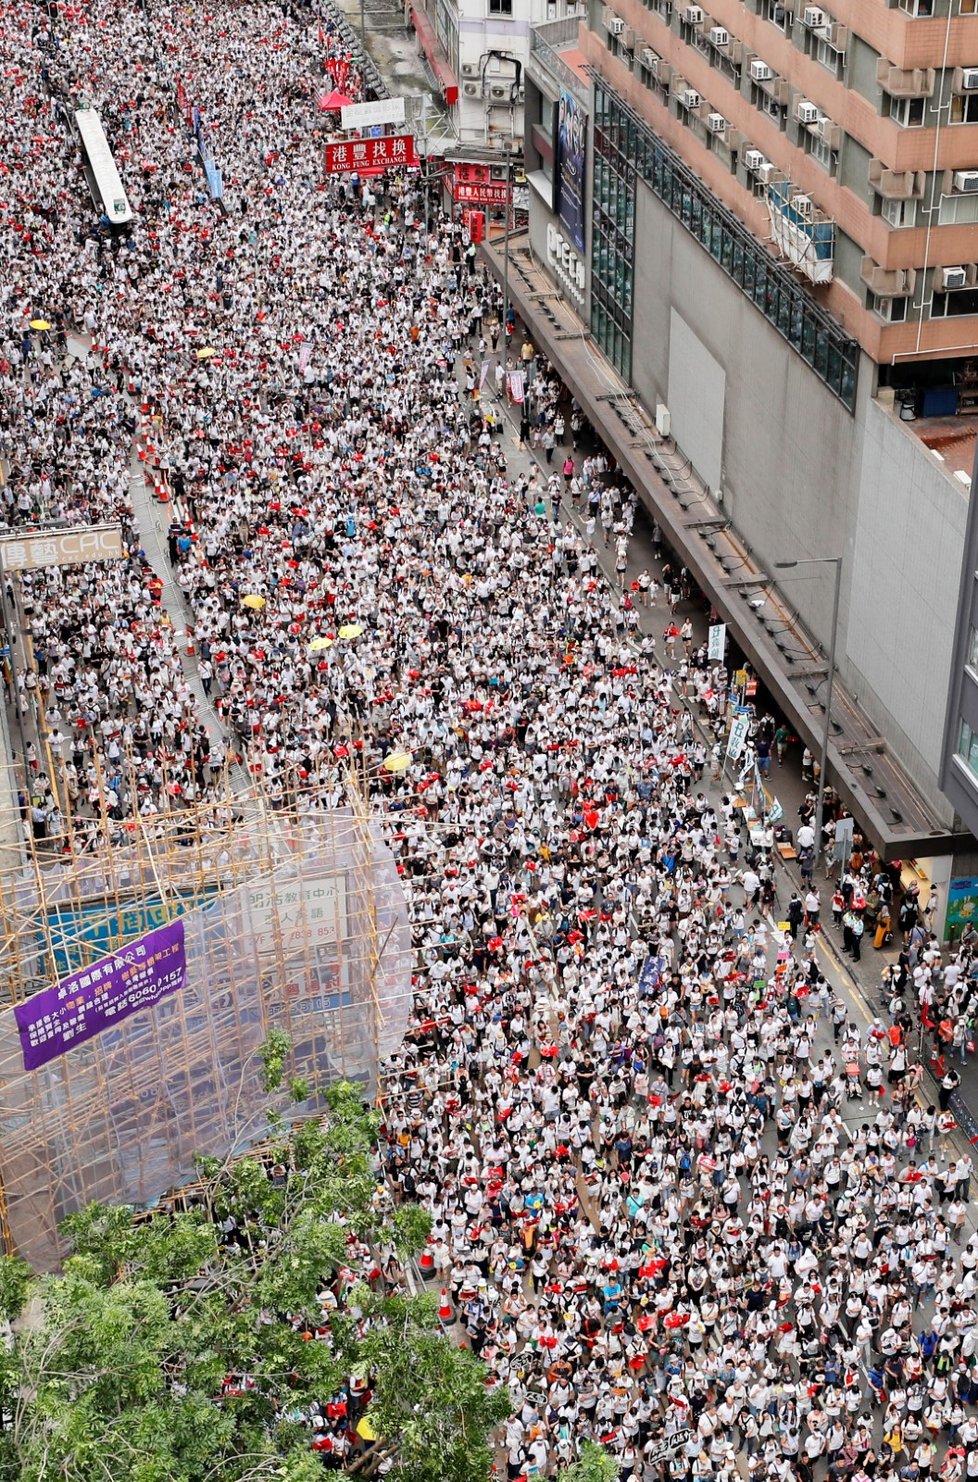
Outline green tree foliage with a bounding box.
[556,1442,619,1482]
[0,1077,506,1482]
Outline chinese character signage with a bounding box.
[325,134,418,173]
[453,181,510,206]
[14,919,187,1072]
[556,89,587,256]
[248,875,347,955]
[0,524,124,573]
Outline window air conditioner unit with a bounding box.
[803,5,825,24]
[461,61,479,77]
[953,170,978,193]
[709,24,729,43]
[490,164,508,180]
[684,4,704,21]
[792,193,814,215]
[490,83,510,99]
[962,68,978,91]
[463,81,480,96]
[707,112,727,132]
[744,148,766,170]
[642,46,659,65]
[942,265,967,289]
[750,58,773,80]
[682,87,701,107]
[757,162,778,182]
[611,16,625,32]
[796,99,819,123]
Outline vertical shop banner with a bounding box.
[726,712,750,761]
[14,920,187,1071]
[947,877,978,934]
[556,90,587,256]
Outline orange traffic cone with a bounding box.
[419,1245,434,1276]
[437,1288,454,1326]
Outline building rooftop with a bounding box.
[878,397,977,493]
[528,17,589,102]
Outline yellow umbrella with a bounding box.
[356,1416,380,1442]
[196,346,217,359]
[242,594,265,610]
[308,636,333,653]
[383,750,412,773]
[338,623,364,639]
[29,319,51,331]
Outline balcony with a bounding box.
[876,59,936,98]
[860,257,916,297]
[767,181,834,285]
[755,73,791,105]
[869,159,927,200]
[529,18,589,103]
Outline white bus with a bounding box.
[73,105,133,227]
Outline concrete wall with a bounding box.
[846,401,963,820]
[629,173,962,824]
[939,450,978,838]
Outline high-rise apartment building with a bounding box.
[584,0,978,370]
[507,0,978,901]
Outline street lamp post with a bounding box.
[774,555,843,868]
[502,161,512,355]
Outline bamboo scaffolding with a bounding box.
[0,764,412,1269]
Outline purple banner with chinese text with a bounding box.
[14,919,187,1072]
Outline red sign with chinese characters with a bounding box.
[453,181,510,206]
[324,134,418,173]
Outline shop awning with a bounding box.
[410,7,459,105]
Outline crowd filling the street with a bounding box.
[7,0,978,1479]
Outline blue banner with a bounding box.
[557,90,587,256]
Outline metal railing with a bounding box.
[529,19,588,102]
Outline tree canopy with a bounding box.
[0,1080,509,1482]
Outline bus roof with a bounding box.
[73,106,133,226]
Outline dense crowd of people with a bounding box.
[4,2,978,1480]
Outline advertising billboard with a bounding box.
[556,89,587,256]
[14,919,187,1072]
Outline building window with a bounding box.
[967,626,978,672]
[882,196,918,228]
[591,82,859,409]
[899,0,933,12]
[488,0,513,14]
[871,293,909,322]
[958,720,978,780]
[807,132,838,174]
[887,94,926,127]
[755,89,788,126]
[939,192,978,225]
[591,123,635,381]
[763,0,792,30]
[814,36,845,77]
[932,285,978,317]
[951,94,978,125]
[962,0,977,12]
